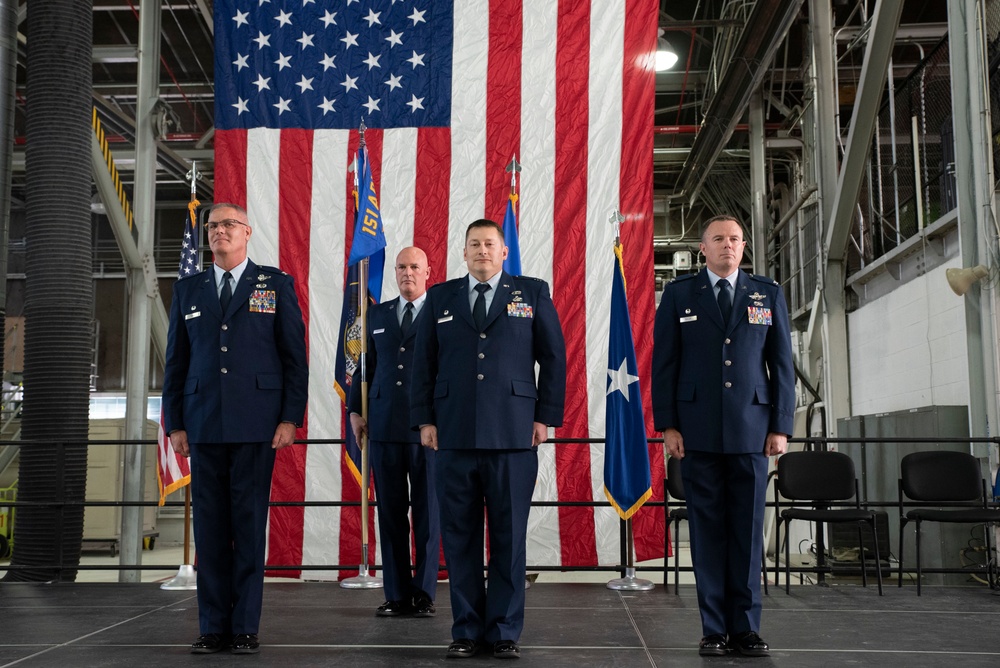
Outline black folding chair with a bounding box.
[774,450,883,595]
[898,450,1000,595]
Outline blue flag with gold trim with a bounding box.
[502,193,521,275]
[604,243,651,519]
[334,143,385,488]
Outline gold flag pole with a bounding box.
[341,123,382,589]
[161,162,201,591]
[605,208,654,592]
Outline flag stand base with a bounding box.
[606,567,654,591]
[160,564,197,590]
[340,566,383,589]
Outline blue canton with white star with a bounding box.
[215,0,453,130]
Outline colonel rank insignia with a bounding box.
[507,302,533,318]
[249,289,277,314]
[747,306,772,325]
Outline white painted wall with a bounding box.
[848,256,970,415]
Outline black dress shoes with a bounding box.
[446,638,479,658]
[493,640,520,659]
[698,634,728,657]
[230,633,260,654]
[412,595,436,617]
[729,631,770,657]
[190,633,229,654]
[376,600,412,617]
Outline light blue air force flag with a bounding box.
[604,244,652,520]
[502,193,522,275]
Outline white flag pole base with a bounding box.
[607,567,654,591]
[340,566,383,589]
[160,564,198,590]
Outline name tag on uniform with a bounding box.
[747,306,772,325]
[249,289,277,314]
[437,315,453,323]
[373,328,385,334]
[184,311,202,320]
[679,315,697,323]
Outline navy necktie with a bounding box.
[401,302,414,337]
[473,283,490,330]
[220,271,233,312]
[717,278,732,323]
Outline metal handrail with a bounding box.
[0,435,997,580]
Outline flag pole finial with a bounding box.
[506,156,521,191]
[609,208,625,245]
[358,120,367,149]
[186,161,199,196]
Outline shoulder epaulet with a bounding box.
[256,265,289,277]
[175,270,205,284]
[512,275,544,283]
[668,273,697,284]
[748,274,780,287]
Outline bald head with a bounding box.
[395,246,431,301]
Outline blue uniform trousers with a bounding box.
[680,450,768,637]
[435,449,537,643]
[370,440,440,602]
[189,441,276,635]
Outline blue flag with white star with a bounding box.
[604,243,651,520]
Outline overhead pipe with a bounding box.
[673,0,807,204]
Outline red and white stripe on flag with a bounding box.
[157,409,191,506]
[213,0,663,578]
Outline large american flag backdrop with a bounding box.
[213,0,663,578]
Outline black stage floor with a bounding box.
[1,581,999,667]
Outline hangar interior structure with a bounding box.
[0,0,997,588]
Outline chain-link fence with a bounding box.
[848,37,954,273]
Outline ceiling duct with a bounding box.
[674,0,806,203]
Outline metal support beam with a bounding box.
[810,0,902,434]
[749,91,767,275]
[825,0,903,261]
[90,137,170,358]
[120,0,162,582]
[948,0,999,442]
[804,0,844,433]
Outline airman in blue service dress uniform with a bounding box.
[652,215,794,658]
[163,203,308,656]
[410,219,566,660]
[349,246,440,619]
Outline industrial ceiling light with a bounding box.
[655,29,678,71]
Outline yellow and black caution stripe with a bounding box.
[92,107,135,230]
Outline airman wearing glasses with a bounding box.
[162,202,308,655]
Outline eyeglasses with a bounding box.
[206,219,248,232]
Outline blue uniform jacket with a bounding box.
[651,268,794,453]
[162,259,309,443]
[410,272,566,449]
[348,297,423,443]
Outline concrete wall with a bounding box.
[848,256,970,415]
